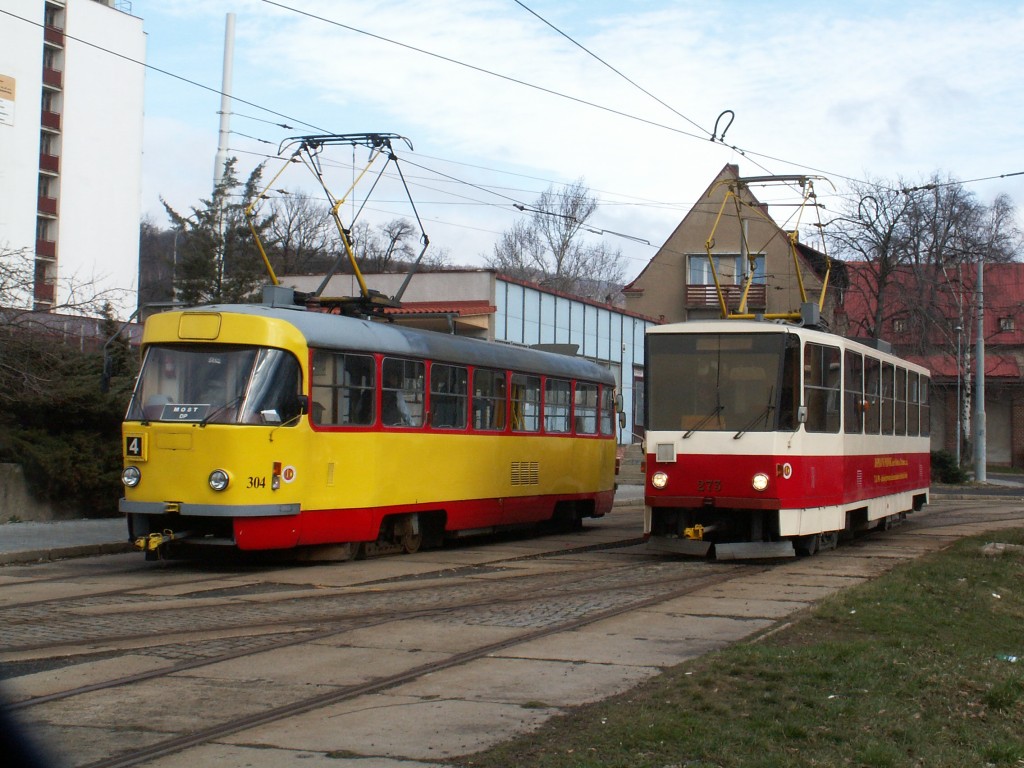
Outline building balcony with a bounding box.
[38,196,58,216]
[42,67,62,89]
[41,110,61,131]
[36,239,57,260]
[686,283,767,311]
[44,26,65,47]
[34,281,56,304]
[39,153,60,173]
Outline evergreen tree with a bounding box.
[163,158,273,305]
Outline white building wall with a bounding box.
[0,0,44,262]
[0,0,144,314]
[60,0,145,309]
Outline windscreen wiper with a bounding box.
[684,404,724,439]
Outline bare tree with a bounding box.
[486,179,626,301]
[266,193,338,275]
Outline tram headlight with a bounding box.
[752,472,769,492]
[121,466,141,488]
[208,469,230,492]
[651,471,669,489]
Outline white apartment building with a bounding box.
[0,0,144,311]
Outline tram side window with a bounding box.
[920,376,931,436]
[545,379,571,433]
[864,357,881,434]
[430,364,468,429]
[804,343,841,433]
[600,386,616,436]
[844,351,864,434]
[895,367,908,436]
[511,373,541,432]
[382,358,425,427]
[881,362,895,435]
[311,351,375,426]
[907,371,920,436]
[473,369,507,431]
[575,383,598,435]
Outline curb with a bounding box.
[0,541,135,567]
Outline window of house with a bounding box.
[686,254,765,285]
[1000,317,1015,332]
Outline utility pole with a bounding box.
[974,256,986,482]
[213,13,235,187]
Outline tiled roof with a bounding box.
[383,300,496,316]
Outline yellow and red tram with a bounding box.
[121,291,619,559]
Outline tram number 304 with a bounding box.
[247,476,266,489]
[697,479,723,492]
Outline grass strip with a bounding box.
[459,529,1024,767]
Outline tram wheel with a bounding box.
[401,532,423,554]
[796,534,819,556]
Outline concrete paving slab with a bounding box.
[147,744,449,768]
[652,594,813,619]
[396,655,659,707]
[225,694,556,761]
[34,676,318,734]
[3,654,169,702]
[320,617,523,654]
[503,610,773,668]
[692,579,844,602]
[180,643,449,687]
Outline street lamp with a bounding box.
[955,324,963,467]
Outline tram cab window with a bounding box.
[127,344,300,426]
[647,332,787,434]
[804,343,841,433]
[575,383,598,434]
[311,351,375,426]
[599,386,616,436]
[511,373,541,432]
[472,369,507,431]
[430,364,468,429]
[844,351,864,434]
[238,349,302,425]
[544,379,571,433]
[382,358,424,427]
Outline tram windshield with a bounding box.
[647,332,797,434]
[126,344,303,426]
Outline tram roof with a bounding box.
[171,303,615,384]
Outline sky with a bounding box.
[131,0,1024,286]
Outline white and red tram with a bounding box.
[643,320,931,559]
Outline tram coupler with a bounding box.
[134,529,195,553]
[683,523,718,541]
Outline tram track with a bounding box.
[5,502,1022,767]
[71,565,756,768]
[2,553,733,698]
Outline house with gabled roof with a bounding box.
[622,164,840,325]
